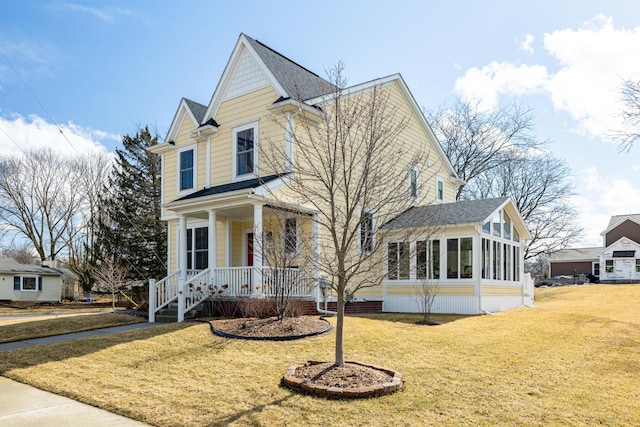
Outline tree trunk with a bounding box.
[334,289,345,367]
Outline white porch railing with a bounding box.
[150,266,314,322]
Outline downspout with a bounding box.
[315,276,337,316]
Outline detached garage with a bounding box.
[0,258,63,303]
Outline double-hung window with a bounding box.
[605,259,614,273]
[234,123,258,179]
[360,210,374,254]
[187,227,208,270]
[436,177,444,202]
[283,217,298,257]
[178,147,195,192]
[409,166,418,199]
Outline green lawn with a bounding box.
[1,285,639,426]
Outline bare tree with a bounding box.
[67,151,113,292]
[415,280,440,325]
[613,78,640,152]
[426,97,542,200]
[263,64,437,366]
[0,243,37,265]
[464,150,581,259]
[91,254,128,311]
[258,209,313,321]
[0,147,83,261]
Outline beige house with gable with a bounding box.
[148,33,532,321]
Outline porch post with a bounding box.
[148,278,156,323]
[253,203,263,295]
[208,210,217,270]
[312,213,320,298]
[178,215,187,321]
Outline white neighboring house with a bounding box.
[549,213,640,283]
[0,258,63,303]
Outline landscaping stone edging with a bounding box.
[207,318,333,341]
[282,360,405,399]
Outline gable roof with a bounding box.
[0,258,63,276]
[243,34,333,102]
[183,98,207,124]
[603,213,640,234]
[548,247,602,262]
[173,173,285,202]
[381,197,511,230]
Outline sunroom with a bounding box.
[380,197,533,315]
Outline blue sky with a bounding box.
[1,0,639,247]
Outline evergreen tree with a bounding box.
[100,126,166,281]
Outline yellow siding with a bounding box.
[482,285,522,296]
[216,219,227,267]
[357,284,383,298]
[210,86,284,185]
[386,284,475,297]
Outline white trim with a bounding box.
[206,137,211,188]
[203,34,288,126]
[176,144,197,196]
[164,99,201,147]
[232,121,259,182]
[226,218,231,267]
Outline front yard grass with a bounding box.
[1,285,639,426]
[0,313,145,343]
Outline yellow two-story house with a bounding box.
[148,34,533,321]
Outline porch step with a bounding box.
[155,303,178,323]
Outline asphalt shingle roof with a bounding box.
[548,247,602,262]
[174,174,285,202]
[381,197,510,230]
[0,258,63,276]
[243,34,334,102]
[183,98,207,124]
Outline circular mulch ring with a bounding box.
[282,360,404,399]
[210,316,332,341]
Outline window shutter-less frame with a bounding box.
[37,277,43,291]
[14,276,20,290]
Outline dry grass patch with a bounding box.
[0,313,145,343]
[0,285,639,426]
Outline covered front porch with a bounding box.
[150,187,320,322]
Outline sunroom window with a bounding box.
[387,242,410,280]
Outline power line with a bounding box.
[0,48,78,154]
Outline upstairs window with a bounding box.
[179,148,194,191]
[234,123,258,178]
[436,177,444,202]
[360,210,374,254]
[409,167,418,199]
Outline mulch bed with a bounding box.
[210,316,330,339]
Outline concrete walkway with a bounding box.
[0,322,159,426]
[0,322,158,352]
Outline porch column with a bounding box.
[178,215,188,280]
[208,210,217,270]
[253,203,263,295]
[178,215,187,321]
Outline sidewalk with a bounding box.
[0,322,157,352]
[0,322,158,426]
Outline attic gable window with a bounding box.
[436,177,444,202]
[233,122,258,179]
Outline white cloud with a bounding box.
[570,166,640,246]
[48,2,136,23]
[453,62,548,110]
[454,15,640,141]
[0,114,115,157]
[520,34,535,54]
